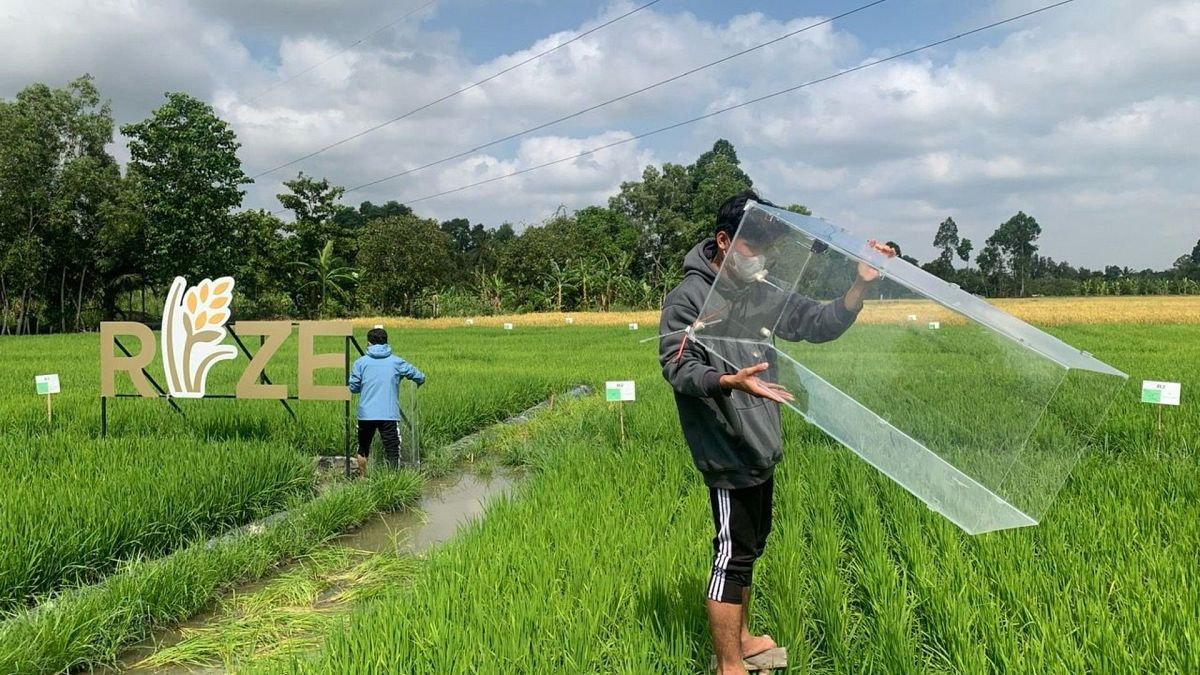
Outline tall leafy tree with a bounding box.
[228,209,294,317]
[956,237,973,264]
[610,162,696,279]
[277,173,357,263]
[0,75,117,334]
[357,214,453,314]
[689,139,753,232]
[121,92,250,289]
[985,211,1042,296]
[933,217,961,264]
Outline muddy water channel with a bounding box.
[90,471,515,675]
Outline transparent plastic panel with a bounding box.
[692,203,1127,534]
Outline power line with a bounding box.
[332,0,892,196]
[388,0,1077,206]
[252,0,664,180]
[245,0,439,106]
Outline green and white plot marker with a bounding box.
[1141,380,1181,433]
[1141,380,1181,405]
[605,380,635,444]
[35,374,60,422]
[606,380,635,402]
[36,374,60,396]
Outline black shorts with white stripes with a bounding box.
[707,477,774,604]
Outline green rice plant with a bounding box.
[0,469,422,674]
[0,434,313,614]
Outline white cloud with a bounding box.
[1,0,1196,268]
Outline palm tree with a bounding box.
[655,262,683,306]
[545,260,578,312]
[596,252,633,311]
[475,271,509,315]
[292,240,360,318]
[572,258,596,310]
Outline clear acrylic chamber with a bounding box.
[692,203,1127,534]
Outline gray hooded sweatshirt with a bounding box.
[659,238,860,489]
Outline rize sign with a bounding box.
[101,276,351,402]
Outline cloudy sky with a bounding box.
[2,0,1196,269]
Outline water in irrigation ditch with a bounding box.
[90,471,515,675]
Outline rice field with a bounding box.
[0,307,1197,673]
[260,321,1198,674]
[354,295,1200,329]
[0,323,646,672]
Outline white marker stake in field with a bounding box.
[907,314,918,321]
[565,316,574,325]
[503,323,513,332]
[629,322,639,331]
[36,374,60,423]
[1142,380,1182,434]
[928,321,941,330]
[606,380,636,444]
[465,318,475,326]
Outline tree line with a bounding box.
[2,76,1197,334]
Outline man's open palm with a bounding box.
[721,362,794,404]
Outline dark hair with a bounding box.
[367,328,388,345]
[715,189,776,238]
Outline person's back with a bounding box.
[348,328,425,472]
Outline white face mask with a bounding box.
[724,248,767,283]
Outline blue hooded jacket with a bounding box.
[348,344,425,421]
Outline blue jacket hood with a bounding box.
[367,344,393,358]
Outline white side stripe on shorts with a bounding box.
[708,488,732,601]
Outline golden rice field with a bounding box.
[354,295,1200,329]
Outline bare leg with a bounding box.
[708,599,748,675]
[740,587,777,657]
[355,453,368,477]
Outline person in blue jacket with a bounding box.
[348,327,425,473]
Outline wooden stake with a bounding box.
[47,393,53,424]
[619,401,626,445]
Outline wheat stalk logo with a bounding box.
[161,276,237,398]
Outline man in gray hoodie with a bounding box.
[659,190,893,673]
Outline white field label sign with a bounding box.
[565,316,574,324]
[907,314,918,321]
[605,380,636,402]
[503,322,514,331]
[1141,380,1181,406]
[928,321,941,330]
[36,374,60,395]
[629,322,639,331]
